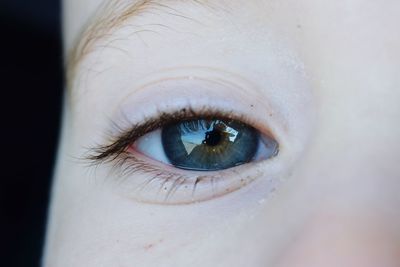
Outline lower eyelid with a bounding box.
[105,148,282,205]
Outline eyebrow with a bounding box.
[66,0,212,85]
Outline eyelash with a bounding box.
[85,107,271,203]
[87,107,260,162]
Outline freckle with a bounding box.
[144,244,154,250]
[250,104,254,108]
[164,187,168,190]
[144,239,164,251]
[297,24,302,29]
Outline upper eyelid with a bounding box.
[66,0,218,87]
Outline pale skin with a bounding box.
[43,0,400,266]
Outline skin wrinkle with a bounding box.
[66,0,216,88]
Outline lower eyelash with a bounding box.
[90,151,216,202]
[86,149,262,204]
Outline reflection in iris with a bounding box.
[161,119,260,171]
[180,120,239,154]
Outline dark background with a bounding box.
[0,0,62,266]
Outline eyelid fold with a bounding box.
[115,72,289,146]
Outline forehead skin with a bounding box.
[45,0,400,266]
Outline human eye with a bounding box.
[86,75,287,205]
[135,117,278,171]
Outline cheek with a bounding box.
[267,142,400,267]
[275,211,400,267]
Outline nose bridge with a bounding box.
[270,2,400,265]
[306,73,400,202]
[273,152,400,267]
[269,110,400,266]
[302,120,400,218]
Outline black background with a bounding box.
[0,0,62,266]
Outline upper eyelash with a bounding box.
[86,107,256,165]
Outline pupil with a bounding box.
[203,129,222,146]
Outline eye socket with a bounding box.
[134,118,278,172]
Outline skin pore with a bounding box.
[44,0,400,266]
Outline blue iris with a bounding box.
[161,119,260,171]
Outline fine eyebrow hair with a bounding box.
[66,0,217,84]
